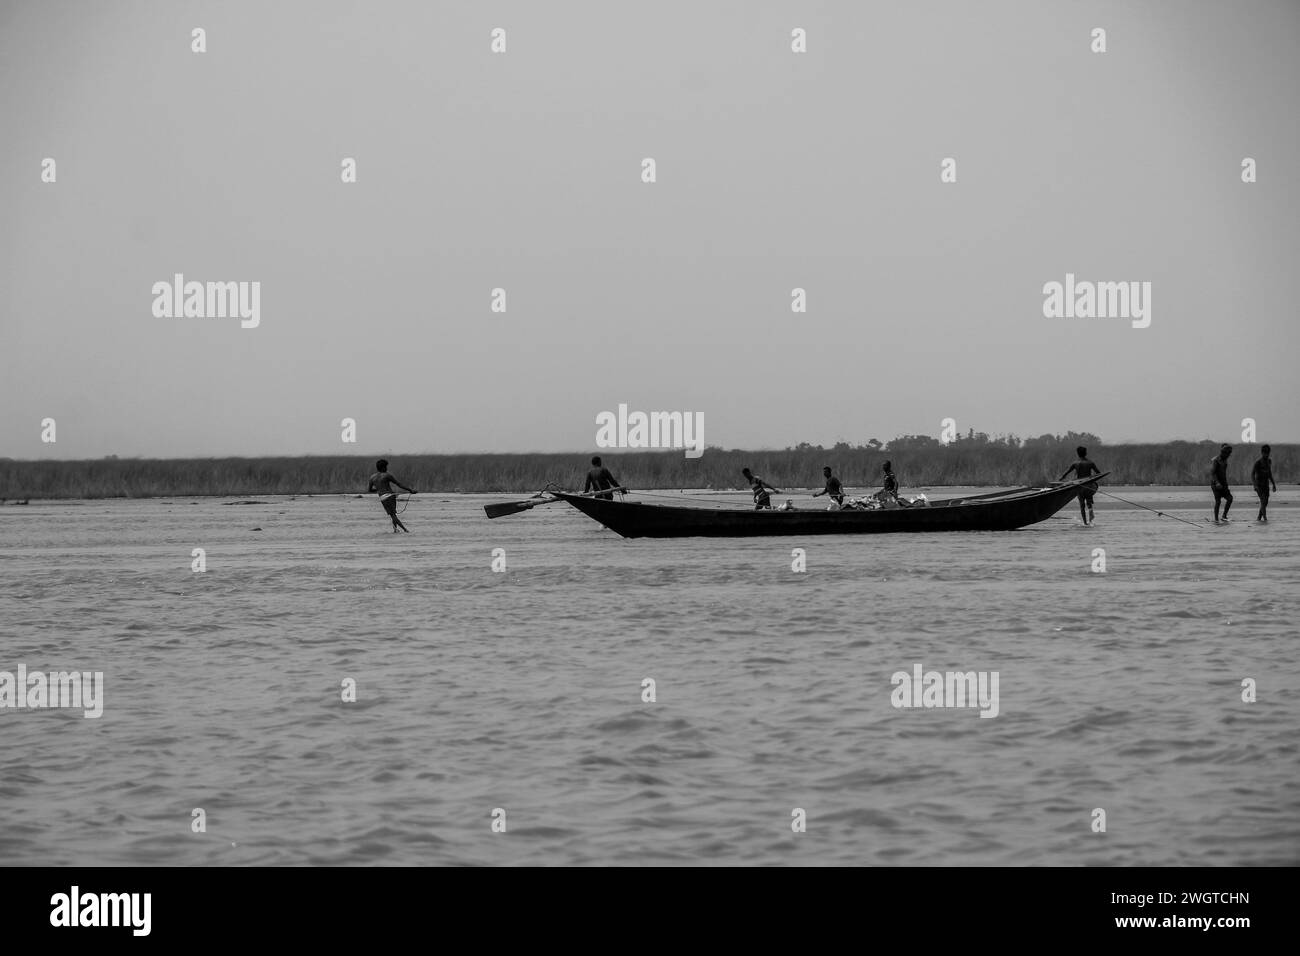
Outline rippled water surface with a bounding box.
[1,489,1297,866]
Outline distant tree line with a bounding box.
[0,434,1290,499]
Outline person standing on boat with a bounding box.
[1058,446,1101,525]
[583,456,622,501]
[368,459,415,533]
[875,460,910,507]
[881,461,899,498]
[1210,444,1233,522]
[1251,444,1277,522]
[812,466,845,507]
[741,468,780,510]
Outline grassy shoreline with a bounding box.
[1,442,1290,500]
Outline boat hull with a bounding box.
[554,479,1101,539]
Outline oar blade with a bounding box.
[483,499,537,519]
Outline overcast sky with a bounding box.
[2,0,1297,459]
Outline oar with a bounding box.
[484,493,551,519]
[483,487,628,519]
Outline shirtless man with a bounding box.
[583,456,622,500]
[368,459,415,533]
[1059,446,1102,525]
[1210,444,1233,523]
[1251,444,1278,522]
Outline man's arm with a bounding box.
[763,480,781,493]
[1058,463,1076,481]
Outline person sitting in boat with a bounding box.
[583,456,622,501]
[741,468,781,510]
[812,466,845,507]
[776,498,796,511]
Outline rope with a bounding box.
[1094,488,1204,530]
[396,493,412,514]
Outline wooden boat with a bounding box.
[542,474,1108,538]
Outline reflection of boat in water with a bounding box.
[538,474,1108,539]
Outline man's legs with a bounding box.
[383,495,409,533]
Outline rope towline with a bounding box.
[1094,488,1204,530]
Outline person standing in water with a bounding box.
[368,459,415,533]
[1210,444,1233,523]
[1058,446,1102,525]
[1251,444,1278,522]
[583,456,622,500]
[812,466,845,507]
[741,467,781,510]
